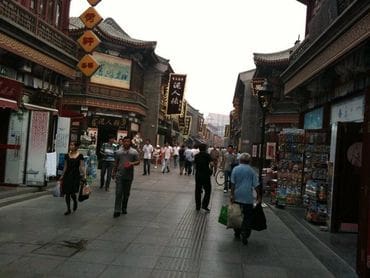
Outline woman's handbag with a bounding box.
[227,203,242,229]
[218,205,228,226]
[251,203,267,231]
[78,181,91,202]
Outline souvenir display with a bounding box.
[275,129,305,207]
[303,131,330,224]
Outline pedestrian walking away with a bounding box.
[59,141,86,215]
[194,143,212,212]
[173,144,180,168]
[210,146,220,176]
[220,145,237,193]
[100,135,118,191]
[178,145,186,175]
[112,136,140,218]
[142,139,153,175]
[161,143,172,173]
[230,153,262,245]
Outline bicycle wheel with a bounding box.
[215,170,225,186]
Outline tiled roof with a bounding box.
[253,43,300,66]
[69,17,157,49]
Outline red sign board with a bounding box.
[79,7,103,29]
[77,54,100,77]
[0,76,22,103]
[77,30,101,53]
[87,0,102,6]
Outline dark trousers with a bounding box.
[195,178,211,210]
[224,170,231,190]
[101,161,115,189]
[185,160,192,175]
[234,203,253,239]
[143,159,150,175]
[114,176,133,212]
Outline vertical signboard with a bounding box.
[55,117,71,175]
[183,116,192,136]
[166,74,186,115]
[26,111,49,185]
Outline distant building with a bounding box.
[205,113,229,137]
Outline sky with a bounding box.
[70,0,307,116]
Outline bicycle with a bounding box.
[215,169,225,186]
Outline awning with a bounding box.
[0,97,18,110]
[23,103,58,113]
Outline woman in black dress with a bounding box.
[60,141,86,215]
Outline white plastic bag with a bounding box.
[52,181,63,197]
[227,203,243,229]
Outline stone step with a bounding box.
[0,190,50,208]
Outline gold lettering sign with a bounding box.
[77,54,100,77]
[79,7,103,29]
[77,30,101,53]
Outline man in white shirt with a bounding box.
[172,144,180,168]
[142,139,153,175]
[162,143,172,173]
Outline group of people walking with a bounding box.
[59,137,262,245]
[59,135,140,218]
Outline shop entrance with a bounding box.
[332,122,362,233]
[0,110,10,183]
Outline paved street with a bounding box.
[0,166,337,277]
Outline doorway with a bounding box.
[332,122,362,232]
[0,109,10,183]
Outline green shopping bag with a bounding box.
[218,205,228,226]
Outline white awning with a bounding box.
[23,103,58,113]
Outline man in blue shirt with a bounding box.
[230,153,262,245]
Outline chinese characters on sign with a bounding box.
[183,116,192,136]
[77,54,100,77]
[198,118,204,132]
[78,30,101,53]
[79,7,103,29]
[224,125,230,137]
[166,74,186,115]
[77,2,102,77]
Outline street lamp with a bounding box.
[257,79,273,188]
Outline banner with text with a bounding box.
[166,74,186,115]
[183,116,192,136]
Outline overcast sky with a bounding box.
[70,0,306,116]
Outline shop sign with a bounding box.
[0,76,22,102]
[77,54,100,77]
[89,116,127,129]
[183,116,192,136]
[166,74,186,115]
[87,0,102,6]
[224,124,230,137]
[79,7,103,29]
[78,30,101,53]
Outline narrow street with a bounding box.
[0,167,349,277]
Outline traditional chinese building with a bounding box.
[65,17,173,153]
[231,69,260,157]
[0,0,77,186]
[280,1,369,275]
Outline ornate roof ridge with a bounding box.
[69,17,156,49]
[253,43,300,65]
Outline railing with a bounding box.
[0,0,77,57]
[65,82,147,106]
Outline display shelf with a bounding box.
[303,131,330,224]
[275,129,305,207]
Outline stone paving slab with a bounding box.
[0,167,339,277]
